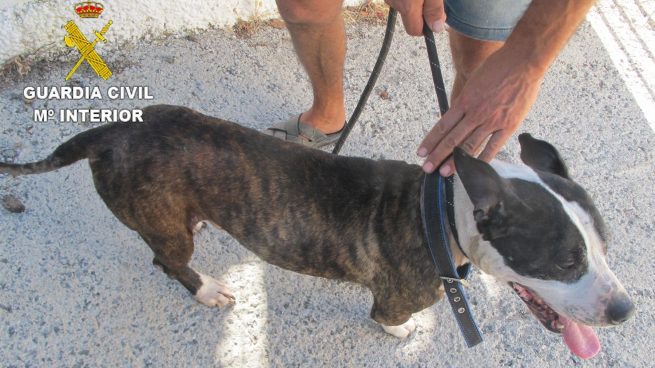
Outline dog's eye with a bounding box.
[557,248,585,270]
[558,259,577,270]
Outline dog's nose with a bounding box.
[606,295,635,324]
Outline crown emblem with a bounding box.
[74,2,104,18]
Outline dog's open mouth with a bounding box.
[510,282,601,359]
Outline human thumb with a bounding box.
[423,0,446,33]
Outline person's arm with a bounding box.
[417,0,597,175]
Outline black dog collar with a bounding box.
[420,172,483,348]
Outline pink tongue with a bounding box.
[561,317,601,359]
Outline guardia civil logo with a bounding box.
[64,2,113,80]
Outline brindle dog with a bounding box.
[0,105,633,357]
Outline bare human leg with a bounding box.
[449,30,504,102]
[276,0,346,134]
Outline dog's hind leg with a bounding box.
[141,232,235,307]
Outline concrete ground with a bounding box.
[1,15,654,368]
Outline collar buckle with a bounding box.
[441,276,470,288]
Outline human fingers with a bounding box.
[420,113,475,173]
[478,130,512,163]
[438,157,455,177]
[386,0,425,36]
[423,0,446,33]
[437,125,493,175]
[417,107,464,158]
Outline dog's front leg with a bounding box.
[381,317,416,339]
[370,293,417,339]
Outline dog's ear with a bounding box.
[454,147,504,211]
[518,133,570,179]
[454,148,509,240]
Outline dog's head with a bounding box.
[454,134,634,359]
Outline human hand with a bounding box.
[417,48,545,175]
[384,0,446,36]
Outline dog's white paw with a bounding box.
[381,317,416,339]
[194,273,236,307]
[192,221,206,233]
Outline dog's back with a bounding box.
[0,105,438,320]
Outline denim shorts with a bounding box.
[444,0,532,41]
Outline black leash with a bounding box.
[332,8,398,155]
[332,8,449,153]
[421,24,450,116]
[331,7,483,347]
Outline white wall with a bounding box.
[0,0,372,66]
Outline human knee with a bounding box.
[276,0,342,26]
[454,60,480,83]
[452,47,487,81]
[450,32,503,81]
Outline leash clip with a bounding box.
[441,276,470,288]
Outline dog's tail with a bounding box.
[0,124,116,177]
